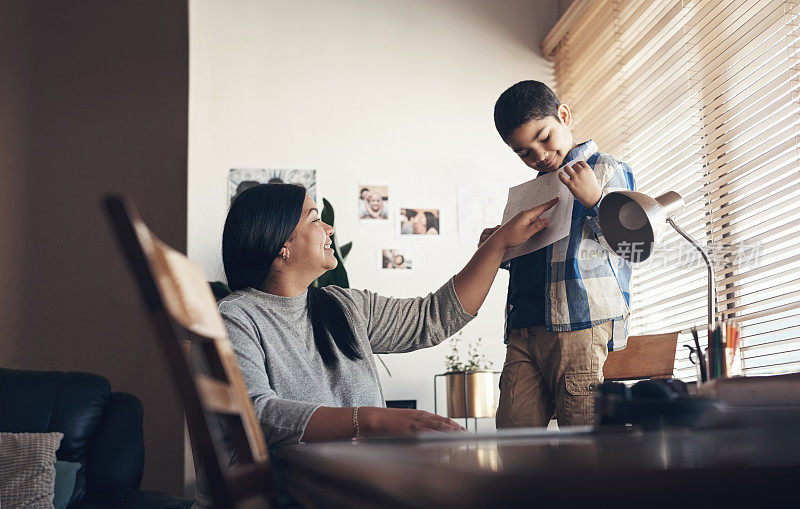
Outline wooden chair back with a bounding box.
[603,332,679,381]
[103,196,270,508]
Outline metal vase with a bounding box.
[445,371,495,418]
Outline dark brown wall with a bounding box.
[0,0,188,495]
[0,1,32,353]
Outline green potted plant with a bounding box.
[444,333,495,419]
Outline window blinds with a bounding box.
[544,0,800,378]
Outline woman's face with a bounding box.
[285,194,337,276]
[412,212,427,234]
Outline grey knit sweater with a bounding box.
[219,277,474,447]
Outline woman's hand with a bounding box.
[303,406,463,442]
[490,196,559,250]
[454,196,558,316]
[559,161,601,208]
[359,407,465,436]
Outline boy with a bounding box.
[483,80,635,428]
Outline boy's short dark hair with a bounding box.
[494,80,560,141]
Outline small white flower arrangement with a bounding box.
[444,332,493,373]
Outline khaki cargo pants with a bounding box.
[496,321,612,428]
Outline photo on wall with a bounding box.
[380,248,413,270]
[229,168,317,204]
[399,208,440,235]
[359,185,389,220]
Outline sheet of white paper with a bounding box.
[501,171,574,262]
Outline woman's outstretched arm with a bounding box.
[341,196,559,355]
[453,197,558,315]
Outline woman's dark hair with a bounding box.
[222,183,362,367]
[423,211,439,233]
[494,80,561,141]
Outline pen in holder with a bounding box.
[707,321,742,379]
[712,324,725,378]
[725,321,743,377]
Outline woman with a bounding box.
[417,210,439,235]
[219,183,555,445]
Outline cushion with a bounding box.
[0,368,112,505]
[54,460,81,509]
[0,432,64,508]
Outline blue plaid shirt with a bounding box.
[505,140,636,350]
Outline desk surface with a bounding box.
[275,412,800,509]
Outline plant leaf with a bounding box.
[340,242,352,260]
[321,197,335,225]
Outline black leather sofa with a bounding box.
[0,368,191,508]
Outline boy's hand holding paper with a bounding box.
[496,159,602,261]
[558,160,602,208]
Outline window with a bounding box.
[543,0,800,378]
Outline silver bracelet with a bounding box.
[352,406,361,440]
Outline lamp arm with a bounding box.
[667,218,716,327]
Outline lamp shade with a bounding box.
[598,191,684,262]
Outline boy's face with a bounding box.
[506,104,575,173]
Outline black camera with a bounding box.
[595,379,716,428]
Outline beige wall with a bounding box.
[0,0,188,495]
[189,0,558,429]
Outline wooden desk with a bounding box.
[697,373,800,406]
[275,415,800,508]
